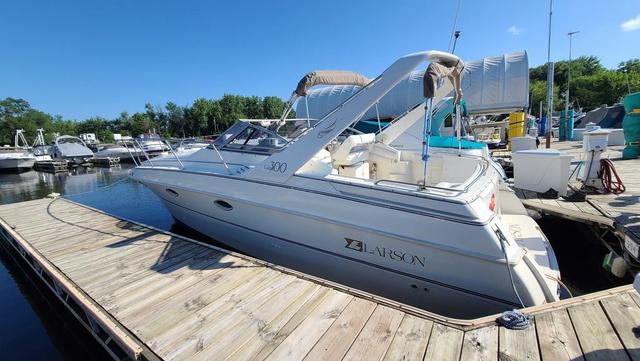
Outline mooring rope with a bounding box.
[600,158,626,194]
[497,309,531,330]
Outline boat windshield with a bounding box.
[212,122,288,155]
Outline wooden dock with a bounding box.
[34,160,69,173]
[1,198,640,360]
[90,157,121,167]
[495,140,640,246]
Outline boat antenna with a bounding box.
[447,0,463,53]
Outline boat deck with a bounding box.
[1,197,639,360]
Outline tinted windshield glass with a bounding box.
[213,122,287,154]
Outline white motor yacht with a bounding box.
[174,138,210,156]
[95,143,144,162]
[51,136,94,165]
[137,133,169,156]
[31,128,53,162]
[130,50,560,318]
[0,130,36,171]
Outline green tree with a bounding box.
[618,59,640,74]
[165,102,185,137]
[262,96,287,119]
[219,94,246,129]
[529,80,562,117]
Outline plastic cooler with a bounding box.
[512,149,573,197]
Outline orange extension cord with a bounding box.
[599,158,626,194]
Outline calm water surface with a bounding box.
[0,165,631,360]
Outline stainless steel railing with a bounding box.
[121,139,184,169]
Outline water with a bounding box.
[0,165,631,360]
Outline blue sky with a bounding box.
[1,0,638,120]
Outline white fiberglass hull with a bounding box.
[132,168,559,318]
[0,157,35,170]
[95,148,142,161]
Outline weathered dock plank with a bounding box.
[304,298,376,361]
[459,325,497,361]
[498,319,541,361]
[535,310,584,361]
[0,197,639,361]
[568,302,630,361]
[382,315,433,361]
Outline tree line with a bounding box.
[0,95,289,145]
[1,55,639,146]
[529,57,640,117]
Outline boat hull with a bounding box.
[0,157,35,171]
[133,168,551,318]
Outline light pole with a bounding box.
[545,0,554,148]
[452,31,461,53]
[624,69,632,94]
[565,31,579,115]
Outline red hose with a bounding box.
[599,158,626,194]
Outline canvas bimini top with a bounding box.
[295,51,529,120]
[245,50,464,183]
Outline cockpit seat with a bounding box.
[331,133,375,166]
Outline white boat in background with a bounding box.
[175,138,210,154]
[131,50,560,318]
[32,128,53,162]
[0,130,36,172]
[51,136,94,165]
[138,133,169,155]
[95,143,143,162]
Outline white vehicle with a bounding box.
[130,50,560,318]
[0,130,36,171]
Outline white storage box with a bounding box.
[511,136,537,152]
[512,149,573,197]
[607,129,625,146]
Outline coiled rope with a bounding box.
[497,309,531,330]
[599,158,626,194]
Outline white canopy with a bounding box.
[295,51,529,119]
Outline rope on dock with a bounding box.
[600,158,626,194]
[497,310,531,330]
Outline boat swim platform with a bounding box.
[1,198,640,361]
[494,140,640,243]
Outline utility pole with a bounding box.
[565,31,579,115]
[545,0,554,148]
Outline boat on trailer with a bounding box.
[130,50,561,318]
